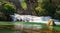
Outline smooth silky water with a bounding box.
[0,25,60,33]
[0,22,60,33]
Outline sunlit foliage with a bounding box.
[1,2,16,15]
[19,0,27,10]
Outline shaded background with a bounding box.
[0,0,60,21]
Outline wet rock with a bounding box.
[46,19,56,26]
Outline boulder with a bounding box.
[46,19,56,26]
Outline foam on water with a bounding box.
[10,14,60,25]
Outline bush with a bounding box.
[1,2,16,21]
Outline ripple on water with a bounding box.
[14,24,43,30]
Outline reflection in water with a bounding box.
[0,28,27,33]
[48,26,54,30]
[13,30,27,33]
[0,25,60,33]
[48,26,55,33]
[14,24,60,33]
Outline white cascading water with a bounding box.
[10,13,60,30]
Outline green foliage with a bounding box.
[0,2,2,6]
[21,2,27,10]
[35,5,48,16]
[1,2,16,15]
[55,11,60,20]
[19,0,27,10]
[35,6,42,11]
[42,0,56,16]
[0,2,16,21]
[35,0,49,16]
[0,0,60,20]
[57,5,60,11]
[34,0,57,18]
[55,5,60,20]
[0,0,8,3]
[37,0,43,3]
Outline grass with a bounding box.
[0,21,46,25]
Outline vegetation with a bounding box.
[0,2,16,21]
[19,0,27,10]
[0,0,60,32]
[0,22,60,31]
[1,2,16,15]
[0,0,60,20]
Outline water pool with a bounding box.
[0,22,60,33]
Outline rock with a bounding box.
[46,19,56,26]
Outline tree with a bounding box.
[19,0,27,10]
[1,2,16,21]
[35,5,48,16]
[34,0,49,16]
[43,0,56,16]
[54,5,60,20]
[25,0,38,15]
[55,11,60,20]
